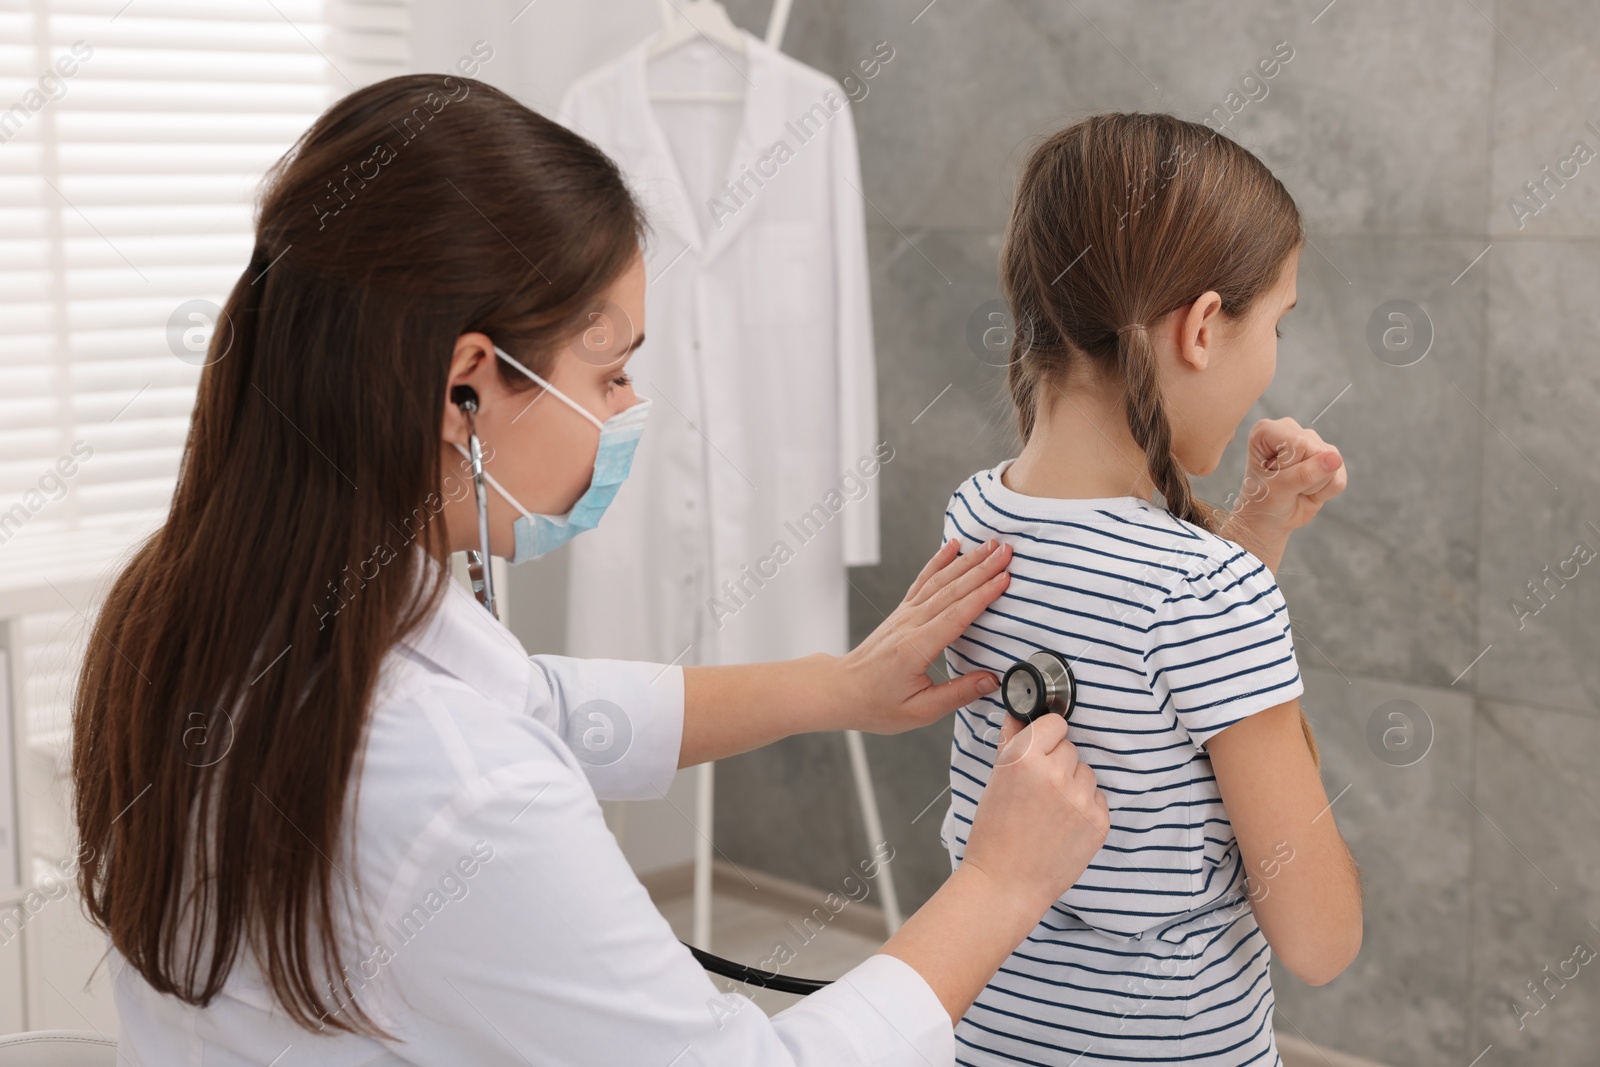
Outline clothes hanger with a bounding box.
[649,0,744,103]
[649,0,744,55]
[647,0,788,104]
[648,0,792,55]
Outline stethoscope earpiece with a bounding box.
[1001,650,1077,723]
[453,384,496,620]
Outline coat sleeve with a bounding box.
[526,654,685,802]
[831,90,882,568]
[370,749,956,1067]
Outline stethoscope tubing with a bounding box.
[684,944,833,995]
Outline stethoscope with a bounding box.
[452,387,498,620]
[452,386,831,996]
[999,650,1078,724]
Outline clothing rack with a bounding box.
[765,0,792,47]
[629,0,905,959]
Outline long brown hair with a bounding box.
[1000,112,1318,764]
[72,74,645,1035]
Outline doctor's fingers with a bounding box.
[903,537,962,603]
[1007,720,1106,835]
[906,539,1012,615]
[995,718,1107,837]
[996,710,1075,769]
[1016,716,1101,795]
[906,551,1013,659]
[908,534,1004,607]
[903,668,1004,727]
[998,707,1024,748]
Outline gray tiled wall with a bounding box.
[709,3,1599,1064]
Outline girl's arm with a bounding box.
[1205,697,1363,985]
[678,538,1012,768]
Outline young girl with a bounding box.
[940,113,1362,1065]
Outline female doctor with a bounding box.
[70,75,1110,1066]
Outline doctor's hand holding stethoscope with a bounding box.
[72,73,1110,1067]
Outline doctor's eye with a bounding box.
[611,371,632,388]
[1274,325,1283,339]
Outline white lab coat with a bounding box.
[557,28,880,668]
[109,559,954,1065]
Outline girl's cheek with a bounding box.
[1251,340,1277,399]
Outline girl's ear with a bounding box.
[1177,290,1223,372]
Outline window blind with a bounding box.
[0,0,408,752]
[1,0,409,551]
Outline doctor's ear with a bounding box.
[440,332,501,444]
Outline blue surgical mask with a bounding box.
[463,344,651,564]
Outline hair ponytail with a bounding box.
[1114,322,1215,532]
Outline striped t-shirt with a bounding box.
[939,458,1305,1066]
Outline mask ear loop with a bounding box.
[493,344,607,431]
[450,386,497,620]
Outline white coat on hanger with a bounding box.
[556,27,880,671]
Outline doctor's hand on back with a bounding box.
[799,533,1112,1023]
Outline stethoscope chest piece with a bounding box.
[1001,650,1077,724]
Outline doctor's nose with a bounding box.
[611,381,641,416]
